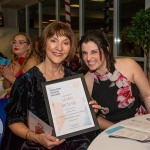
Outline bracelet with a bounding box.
[25,130,32,140]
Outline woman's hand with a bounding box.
[35,133,65,149]
[89,99,101,114]
[1,66,13,80]
[0,65,5,76]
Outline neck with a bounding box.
[95,67,109,76]
[42,61,64,81]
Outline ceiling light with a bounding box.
[42,21,49,24]
[103,7,114,11]
[70,4,79,8]
[91,0,105,2]
[48,19,56,22]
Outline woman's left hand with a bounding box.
[89,99,101,114]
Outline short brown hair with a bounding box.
[39,21,77,61]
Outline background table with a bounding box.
[88,114,150,150]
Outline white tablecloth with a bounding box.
[88,114,150,150]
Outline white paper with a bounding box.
[28,110,52,135]
[45,78,95,137]
[109,119,150,142]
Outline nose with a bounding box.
[57,42,63,51]
[87,53,92,61]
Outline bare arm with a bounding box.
[131,60,150,113]
[116,58,150,113]
[9,122,65,149]
[97,116,114,130]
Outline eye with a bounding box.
[11,41,16,45]
[63,41,70,45]
[50,39,56,42]
[19,42,24,45]
[91,49,98,54]
[82,51,87,55]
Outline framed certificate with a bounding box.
[42,74,99,139]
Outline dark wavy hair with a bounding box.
[78,29,115,70]
[38,21,77,61]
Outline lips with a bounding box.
[53,51,63,56]
[14,48,19,50]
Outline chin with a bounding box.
[88,66,97,72]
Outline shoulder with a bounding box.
[115,57,144,83]
[24,56,40,72]
[116,57,137,66]
[26,56,40,65]
[115,57,141,71]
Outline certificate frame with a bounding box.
[42,74,99,139]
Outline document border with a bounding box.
[42,74,99,139]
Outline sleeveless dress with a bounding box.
[92,65,147,123]
[1,66,91,150]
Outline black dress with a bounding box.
[1,66,92,150]
[92,65,147,123]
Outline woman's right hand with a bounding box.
[32,132,65,149]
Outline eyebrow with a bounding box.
[51,36,70,41]
[13,40,27,42]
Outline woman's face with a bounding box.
[81,41,106,72]
[45,33,71,64]
[11,35,30,57]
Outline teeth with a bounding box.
[54,52,62,56]
[88,61,95,65]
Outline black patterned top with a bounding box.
[92,65,147,123]
[2,66,91,150]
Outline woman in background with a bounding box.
[0,32,41,91]
[78,29,150,131]
[0,32,41,146]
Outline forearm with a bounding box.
[97,116,114,130]
[3,76,16,89]
[9,122,38,143]
[143,97,150,113]
[9,122,65,149]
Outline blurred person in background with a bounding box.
[0,32,41,91]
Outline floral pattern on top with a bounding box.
[94,70,134,109]
[92,65,147,122]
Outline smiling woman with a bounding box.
[1,21,100,150]
[78,28,150,133]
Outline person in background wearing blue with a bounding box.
[1,21,100,150]
[78,29,150,131]
[0,52,10,144]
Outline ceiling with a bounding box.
[0,0,38,8]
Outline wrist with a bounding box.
[25,130,32,141]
